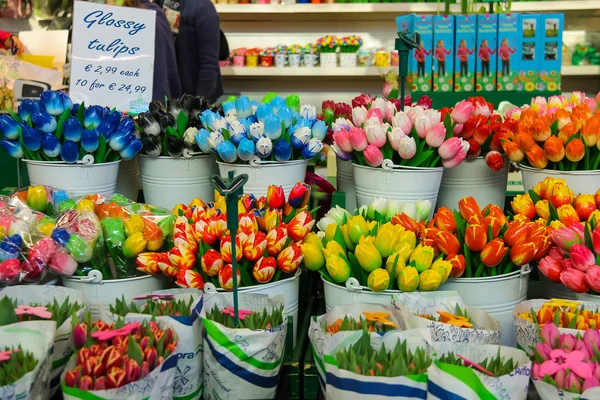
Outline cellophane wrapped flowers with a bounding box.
[65,314,177,391]
[0,90,142,163]
[0,346,38,387]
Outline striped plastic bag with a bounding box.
[308,303,405,394]
[427,342,531,400]
[392,292,502,345]
[532,379,600,400]
[1,286,87,397]
[0,321,56,400]
[323,330,431,400]
[201,293,287,400]
[101,289,204,400]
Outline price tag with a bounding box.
[70,1,156,113]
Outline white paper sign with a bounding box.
[70,1,155,113]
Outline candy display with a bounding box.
[0,91,142,163]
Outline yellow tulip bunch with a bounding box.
[302,215,452,292]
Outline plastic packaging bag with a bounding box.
[9,185,71,217]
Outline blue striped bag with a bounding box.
[532,379,600,400]
[102,289,204,400]
[323,331,431,400]
[392,292,502,345]
[427,342,531,400]
[0,321,56,400]
[308,303,405,395]
[201,293,287,400]
[1,286,87,397]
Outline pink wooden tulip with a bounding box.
[387,127,406,151]
[363,145,383,167]
[570,244,595,272]
[365,124,386,147]
[438,137,463,160]
[349,127,368,151]
[366,108,383,123]
[397,136,416,159]
[450,100,474,124]
[425,122,446,148]
[560,268,589,293]
[442,150,466,168]
[585,265,600,292]
[332,130,353,153]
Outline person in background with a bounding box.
[158,0,223,103]
[120,0,181,101]
[0,29,25,54]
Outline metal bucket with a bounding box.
[336,158,356,212]
[139,155,217,209]
[115,158,140,201]
[217,160,307,197]
[520,164,600,195]
[440,265,531,347]
[61,272,167,320]
[25,159,120,197]
[437,156,509,210]
[353,163,443,219]
[539,273,576,300]
[575,292,600,303]
[204,270,301,346]
[323,277,398,312]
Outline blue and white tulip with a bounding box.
[235,96,252,119]
[249,122,264,142]
[120,139,143,161]
[291,127,311,149]
[195,128,211,153]
[222,101,237,120]
[300,104,317,122]
[31,111,57,133]
[255,136,273,158]
[18,99,40,122]
[208,131,225,153]
[228,120,247,146]
[278,107,293,129]
[84,105,105,130]
[256,104,273,123]
[60,140,79,163]
[200,110,218,131]
[301,138,324,159]
[109,130,134,152]
[0,115,19,140]
[311,120,327,141]
[274,140,292,162]
[41,132,61,157]
[40,90,65,116]
[237,138,255,161]
[0,139,23,158]
[81,130,99,152]
[217,141,238,163]
[270,97,286,115]
[264,115,282,140]
[21,126,42,151]
[63,117,83,142]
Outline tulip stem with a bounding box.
[489,266,497,276]
[502,262,514,275]
[474,262,484,278]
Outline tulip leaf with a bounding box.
[528,189,542,205]
[95,135,107,164]
[76,102,85,126]
[443,113,453,140]
[6,108,21,123]
[548,202,560,222]
[177,110,188,136]
[0,297,19,326]
[317,267,334,283]
[464,244,472,277]
[127,334,144,365]
[240,261,254,287]
[347,252,364,285]
[409,149,435,167]
[55,109,70,141]
[585,223,594,252]
[333,226,346,253]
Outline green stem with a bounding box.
[490,266,497,276]
[502,262,514,275]
[474,262,484,278]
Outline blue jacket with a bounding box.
[141,0,182,101]
[176,0,223,103]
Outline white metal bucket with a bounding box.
[440,266,531,347]
[519,164,600,195]
[139,155,218,209]
[539,273,576,300]
[115,158,140,201]
[204,270,301,346]
[217,160,307,197]
[61,272,167,320]
[25,160,120,197]
[339,52,357,68]
[336,158,356,212]
[323,277,399,312]
[574,292,600,303]
[353,163,443,219]
[437,156,509,210]
[319,53,337,68]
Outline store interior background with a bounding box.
[4,2,599,110]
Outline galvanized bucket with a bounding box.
[336,158,356,212]
[322,277,399,312]
[539,273,576,300]
[520,164,600,195]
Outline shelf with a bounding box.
[221,65,599,77]
[216,1,600,20]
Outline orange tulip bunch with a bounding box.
[511,177,600,227]
[136,183,314,290]
[518,299,600,330]
[500,92,600,171]
[406,196,553,278]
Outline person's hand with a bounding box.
[4,35,25,55]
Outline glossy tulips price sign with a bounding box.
[70,1,155,113]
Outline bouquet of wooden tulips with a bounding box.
[511,177,600,227]
[531,323,600,398]
[429,196,553,278]
[537,221,600,294]
[137,182,314,289]
[514,298,600,354]
[501,92,600,171]
[305,209,455,293]
[64,314,178,396]
[9,185,72,217]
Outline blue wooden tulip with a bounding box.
[31,111,57,133]
[60,140,79,163]
[237,138,255,161]
[235,96,252,119]
[119,138,143,160]
[301,138,324,159]
[296,118,313,129]
[248,114,258,124]
[81,129,99,152]
[274,140,292,162]
[291,127,311,149]
[109,131,134,152]
[270,97,286,115]
[41,133,61,157]
[53,190,69,207]
[200,110,218,131]
[18,99,41,123]
[228,121,247,146]
[0,115,19,140]
[59,91,73,112]
[22,126,42,151]
[278,107,293,129]
[222,101,237,119]
[40,91,65,116]
[84,105,104,130]
[239,118,252,135]
[63,117,83,142]
[0,237,20,261]
[0,139,23,158]
[217,141,238,163]
[96,115,118,140]
[51,228,71,247]
[264,115,282,140]
[249,122,264,142]
[256,104,273,123]
[256,136,272,158]
[311,120,327,141]
[195,128,211,153]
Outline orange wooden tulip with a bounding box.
[517,132,537,152]
[458,196,482,221]
[555,108,572,130]
[434,207,457,232]
[483,204,508,228]
[480,238,509,267]
[532,120,551,142]
[525,145,549,169]
[503,221,531,247]
[581,116,600,147]
[464,224,487,252]
[511,194,536,220]
[549,181,574,208]
[484,214,503,238]
[575,194,596,221]
[510,240,537,266]
[435,231,460,256]
[391,213,419,233]
[558,122,578,145]
[565,138,585,162]
[447,253,466,278]
[557,204,580,226]
[544,136,565,162]
[503,140,525,163]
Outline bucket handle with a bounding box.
[381,159,402,172]
[516,264,532,292]
[37,154,95,166]
[182,149,210,159]
[345,278,363,292]
[204,283,219,294]
[74,270,103,284]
